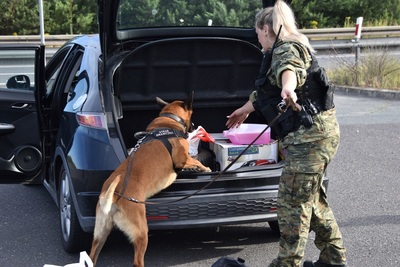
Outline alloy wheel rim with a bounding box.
[60,171,71,241]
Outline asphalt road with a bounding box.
[1,92,400,267]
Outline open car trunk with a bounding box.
[113,37,277,172]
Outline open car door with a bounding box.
[0,44,46,183]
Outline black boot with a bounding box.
[303,260,347,267]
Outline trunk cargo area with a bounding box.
[113,37,278,171]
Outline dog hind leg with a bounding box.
[90,176,120,266]
[90,206,114,266]
[132,219,148,267]
[114,204,148,267]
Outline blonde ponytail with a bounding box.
[255,0,315,53]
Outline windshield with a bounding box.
[117,0,261,29]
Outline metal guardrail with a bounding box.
[301,26,400,40]
[1,26,400,48]
[0,34,79,48]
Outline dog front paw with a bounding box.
[180,166,212,173]
[195,166,211,172]
[204,167,212,172]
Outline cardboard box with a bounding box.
[210,137,278,171]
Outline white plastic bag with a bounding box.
[187,126,214,156]
[43,251,93,267]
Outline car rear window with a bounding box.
[117,0,261,29]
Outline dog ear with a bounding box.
[156,97,169,108]
[187,91,194,111]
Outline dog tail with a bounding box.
[99,175,120,215]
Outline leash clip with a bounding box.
[277,100,287,113]
[277,97,302,113]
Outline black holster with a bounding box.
[256,98,301,139]
[313,67,335,110]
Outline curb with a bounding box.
[335,85,400,100]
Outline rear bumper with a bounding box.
[146,190,278,229]
[77,189,279,232]
[75,172,328,233]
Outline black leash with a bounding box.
[115,135,144,202]
[115,98,300,205]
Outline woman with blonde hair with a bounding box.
[226,1,347,267]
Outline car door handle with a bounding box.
[11,103,29,109]
[0,123,15,135]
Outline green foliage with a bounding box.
[290,0,400,28]
[1,0,399,35]
[357,0,400,26]
[0,0,40,35]
[45,0,97,34]
[0,0,97,35]
[117,0,260,28]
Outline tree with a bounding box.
[290,0,400,28]
[356,0,400,26]
[0,0,40,35]
[0,0,97,35]
[0,0,399,35]
[45,0,97,34]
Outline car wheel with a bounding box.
[59,165,90,252]
[269,220,280,235]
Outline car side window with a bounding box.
[64,51,83,102]
[49,47,84,118]
[0,49,35,91]
[65,70,89,111]
[46,68,61,95]
[45,46,72,95]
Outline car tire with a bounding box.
[59,165,91,253]
[269,220,280,235]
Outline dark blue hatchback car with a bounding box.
[0,0,327,253]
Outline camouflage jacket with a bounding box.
[250,40,340,145]
[249,40,312,103]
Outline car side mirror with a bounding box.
[6,75,31,90]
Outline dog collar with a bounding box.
[160,113,188,132]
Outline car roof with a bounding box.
[68,34,100,50]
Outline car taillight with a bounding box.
[76,113,106,129]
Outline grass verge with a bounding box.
[327,45,400,91]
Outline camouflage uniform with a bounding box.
[251,41,347,267]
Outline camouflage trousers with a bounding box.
[269,109,347,267]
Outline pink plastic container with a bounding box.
[223,123,271,145]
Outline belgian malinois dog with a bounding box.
[89,95,211,267]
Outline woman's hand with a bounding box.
[226,100,255,129]
[281,70,298,103]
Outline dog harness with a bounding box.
[115,113,189,202]
[134,127,188,155]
